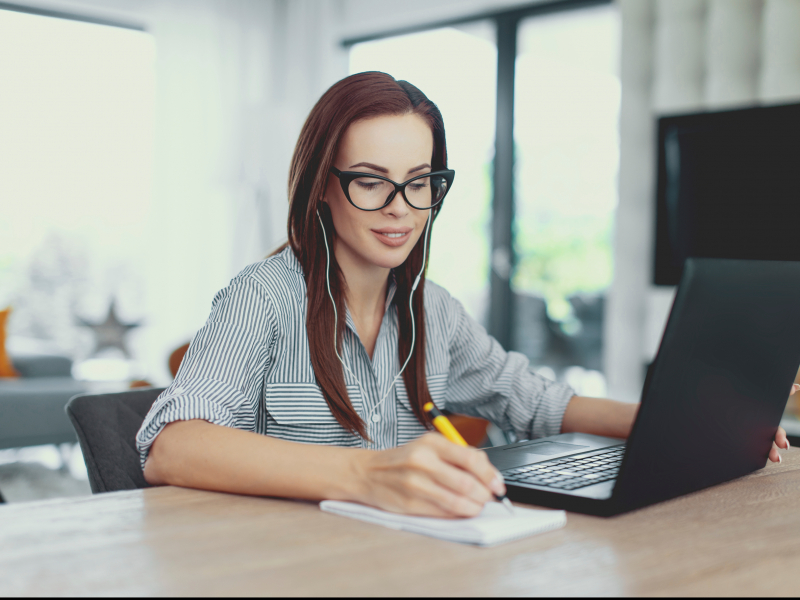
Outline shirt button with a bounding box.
[371,413,381,423]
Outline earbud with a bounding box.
[316,209,431,444]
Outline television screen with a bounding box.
[654,102,800,285]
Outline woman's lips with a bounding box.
[372,227,412,247]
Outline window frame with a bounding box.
[0,1,144,31]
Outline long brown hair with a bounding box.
[284,72,448,439]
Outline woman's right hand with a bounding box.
[351,432,506,518]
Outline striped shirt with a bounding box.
[136,247,576,468]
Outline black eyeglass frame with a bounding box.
[329,167,455,211]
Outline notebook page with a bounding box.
[320,501,566,547]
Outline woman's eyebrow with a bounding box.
[349,162,388,173]
[348,162,432,175]
[407,163,431,175]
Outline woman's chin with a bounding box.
[365,241,415,270]
[369,249,412,270]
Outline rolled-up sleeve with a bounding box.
[136,274,276,469]
[443,295,575,440]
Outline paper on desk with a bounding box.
[319,500,566,547]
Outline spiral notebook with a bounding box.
[319,500,566,547]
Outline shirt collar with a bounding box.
[286,246,400,330]
[344,270,399,335]
[282,245,397,307]
[280,246,303,273]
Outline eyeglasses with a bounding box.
[329,167,455,211]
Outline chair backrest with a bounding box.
[65,387,165,493]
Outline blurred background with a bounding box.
[1,0,799,501]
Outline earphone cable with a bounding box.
[316,210,431,444]
[317,211,372,416]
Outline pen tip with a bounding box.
[502,497,515,516]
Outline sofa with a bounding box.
[0,353,91,450]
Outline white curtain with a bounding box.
[139,0,348,383]
[606,0,800,401]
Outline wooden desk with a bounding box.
[2,450,799,596]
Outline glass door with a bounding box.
[512,5,620,395]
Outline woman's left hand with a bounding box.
[769,383,800,463]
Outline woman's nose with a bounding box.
[383,190,410,218]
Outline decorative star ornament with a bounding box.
[77,299,141,358]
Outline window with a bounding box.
[512,5,620,394]
[0,9,155,375]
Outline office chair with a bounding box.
[65,387,165,493]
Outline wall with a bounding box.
[605,0,800,401]
[339,0,552,39]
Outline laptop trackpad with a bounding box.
[507,441,588,457]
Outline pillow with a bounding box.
[0,307,20,378]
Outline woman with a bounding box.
[138,72,791,517]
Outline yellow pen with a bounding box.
[423,402,515,515]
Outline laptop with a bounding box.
[486,258,800,516]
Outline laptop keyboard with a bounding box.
[501,445,625,491]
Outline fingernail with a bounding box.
[491,473,506,496]
[778,453,782,464]
[787,439,791,450]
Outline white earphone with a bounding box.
[316,208,431,443]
